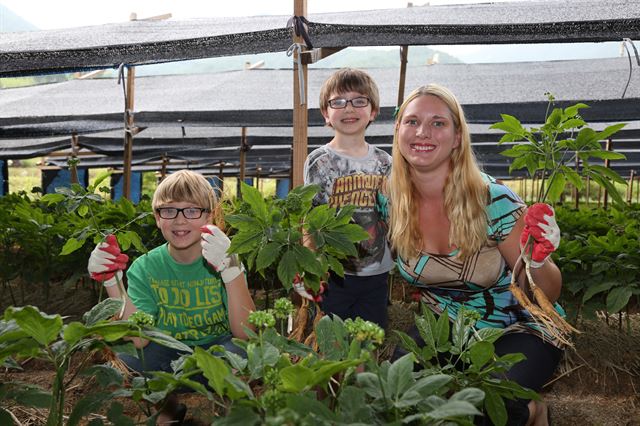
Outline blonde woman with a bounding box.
[389,84,564,426]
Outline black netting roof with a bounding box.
[1,0,639,77]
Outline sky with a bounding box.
[1,1,522,29]
[0,0,621,63]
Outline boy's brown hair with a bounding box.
[319,68,380,118]
[152,170,224,227]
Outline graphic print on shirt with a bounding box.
[305,145,392,273]
[151,276,229,341]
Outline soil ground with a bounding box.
[1,278,639,425]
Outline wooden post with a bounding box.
[218,162,225,192]
[628,170,636,205]
[397,45,409,107]
[585,175,591,207]
[574,152,580,209]
[122,65,135,200]
[603,139,612,210]
[291,0,308,188]
[238,127,248,198]
[70,133,79,184]
[160,154,168,180]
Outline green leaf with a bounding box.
[229,229,264,255]
[83,298,124,326]
[559,118,586,130]
[77,204,89,218]
[277,250,299,288]
[606,286,633,314]
[279,364,314,392]
[5,306,62,346]
[585,150,627,161]
[292,245,324,277]
[426,400,482,420]
[490,114,524,135]
[7,384,51,408]
[450,387,485,406]
[60,237,85,256]
[40,193,65,205]
[484,389,508,426]
[544,173,566,203]
[240,182,269,223]
[563,103,589,118]
[469,340,494,369]
[387,352,414,397]
[582,281,617,302]
[67,392,112,426]
[81,365,124,388]
[560,166,583,190]
[596,122,626,141]
[255,242,282,271]
[123,231,144,254]
[118,197,136,219]
[194,346,231,397]
[316,315,348,360]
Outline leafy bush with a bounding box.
[555,204,640,325]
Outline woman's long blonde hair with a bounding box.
[389,84,488,260]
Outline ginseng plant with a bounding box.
[490,93,627,344]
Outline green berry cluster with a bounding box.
[273,298,295,320]
[128,311,154,327]
[248,310,276,329]
[344,317,385,345]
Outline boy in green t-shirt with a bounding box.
[87,170,255,423]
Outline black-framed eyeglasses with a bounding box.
[328,96,370,109]
[155,207,210,220]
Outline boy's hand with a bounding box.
[88,234,129,287]
[201,225,244,284]
[292,274,325,302]
[520,203,560,268]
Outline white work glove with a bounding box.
[200,225,244,284]
[520,203,561,268]
[292,274,326,302]
[87,234,129,287]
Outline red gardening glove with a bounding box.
[87,234,129,287]
[292,274,326,303]
[520,203,560,268]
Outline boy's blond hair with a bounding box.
[319,68,380,120]
[152,170,224,227]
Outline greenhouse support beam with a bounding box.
[291,0,308,188]
[122,66,136,200]
[397,45,408,107]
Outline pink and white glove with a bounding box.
[87,234,129,287]
[201,225,244,284]
[292,274,326,303]
[520,203,561,268]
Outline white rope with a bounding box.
[621,38,639,99]
[287,43,307,105]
